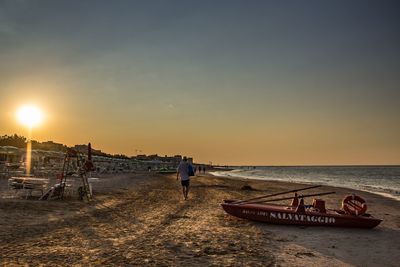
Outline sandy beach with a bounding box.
[1,172,399,266]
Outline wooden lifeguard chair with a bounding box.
[40,143,95,201]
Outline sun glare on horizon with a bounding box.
[16,105,44,128]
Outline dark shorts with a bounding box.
[181,179,190,187]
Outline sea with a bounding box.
[210,166,400,201]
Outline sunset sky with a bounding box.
[1,1,399,165]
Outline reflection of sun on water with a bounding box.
[16,105,44,175]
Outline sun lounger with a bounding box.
[8,177,49,199]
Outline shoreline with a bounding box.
[202,173,400,266]
[210,172,400,203]
[1,172,399,266]
[204,172,400,227]
[209,168,400,202]
[213,165,400,167]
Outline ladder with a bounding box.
[41,148,93,201]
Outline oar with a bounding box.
[242,191,336,205]
[233,185,321,205]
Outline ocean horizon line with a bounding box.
[214,164,400,168]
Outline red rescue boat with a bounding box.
[221,185,382,229]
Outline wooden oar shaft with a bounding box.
[242,191,336,205]
[234,185,321,204]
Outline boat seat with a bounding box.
[312,199,326,213]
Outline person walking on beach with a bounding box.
[177,156,192,200]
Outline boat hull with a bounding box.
[221,200,382,228]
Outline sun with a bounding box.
[16,105,43,128]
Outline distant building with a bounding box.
[38,141,66,152]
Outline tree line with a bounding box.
[0,134,129,159]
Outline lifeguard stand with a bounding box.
[40,143,95,201]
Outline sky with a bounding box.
[0,0,399,165]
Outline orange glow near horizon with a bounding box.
[15,105,44,175]
[0,101,398,166]
[1,2,400,166]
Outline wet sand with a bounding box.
[0,172,399,266]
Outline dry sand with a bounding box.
[0,172,399,266]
